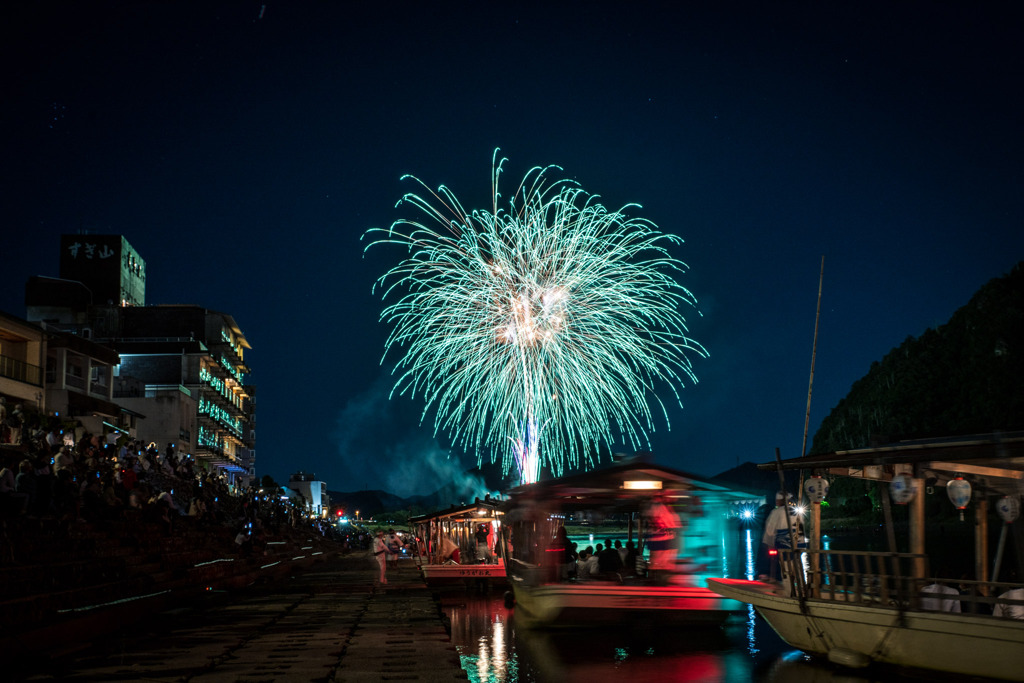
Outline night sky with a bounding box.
[3,2,1022,497]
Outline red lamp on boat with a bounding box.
[804,475,828,503]
[889,474,918,505]
[946,476,972,521]
[996,495,1020,524]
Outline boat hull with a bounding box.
[512,577,745,629]
[708,578,1024,681]
[420,563,508,587]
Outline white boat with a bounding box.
[410,499,507,588]
[499,460,762,628]
[707,432,1024,681]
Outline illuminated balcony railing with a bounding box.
[220,355,244,383]
[0,355,42,386]
[200,366,242,408]
[198,425,226,452]
[198,396,243,437]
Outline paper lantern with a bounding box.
[804,476,829,503]
[947,476,972,521]
[889,474,918,505]
[996,495,1020,524]
[947,477,972,509]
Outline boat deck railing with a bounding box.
[780,549,1024,617]
[781,549,927,605]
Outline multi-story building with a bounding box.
[44,323,131,441]
[0,311,46,427]
[24,235,256,487]
[288,471,329,517]
[1,309,137,446]
[101,304,255,487]
[113,367,197,460]
[58,234,146,307]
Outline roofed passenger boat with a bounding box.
[707,432,1024,681]
[498,459,761,628]
[410,498,507,587]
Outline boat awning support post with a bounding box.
[809,495,822,598]
[879,481,898,554]
[975,496,989,585]
[909,477,926,580]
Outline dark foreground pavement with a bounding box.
[13,555,468,682]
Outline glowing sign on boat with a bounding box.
[622,480,663,490]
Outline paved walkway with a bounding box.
[16,555,468,682]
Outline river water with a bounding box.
[439,529,937,683]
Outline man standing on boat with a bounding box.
[475,523,495,563]
[645,495,682,580]
[761,491,805,582]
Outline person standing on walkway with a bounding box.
[373,530,394,584]
[386,528,401,569]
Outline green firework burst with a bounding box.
[363,150,707,479]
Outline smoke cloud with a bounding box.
[334,370,491,499]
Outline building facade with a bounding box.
[23,235,256,486]
[103,305,255,487]
[0,312,46,443]
[44,325,130,441]
[59,234,146,307]
[288,471,329,517]
[1,309,138,447]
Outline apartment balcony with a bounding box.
[0,354,42,387]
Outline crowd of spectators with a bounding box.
[0,419,341,550]
[1,424,226,533]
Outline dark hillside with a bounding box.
[811,262,1024,454]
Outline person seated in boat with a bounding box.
[591,543,604,570]
[761,491,806,582]
[646,495,683,581]
[920,580,961,613]
[576,548,594,580]
[441,535,460,564]
[565,542,580,579]
[578,544,602,580]
[993,570,1024,619]
[596,537,624,579]
[993,587,1024,619]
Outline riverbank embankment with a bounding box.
[9,554,468,682]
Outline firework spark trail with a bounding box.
[363,150,707,481]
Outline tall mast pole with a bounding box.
[798,256,825,503]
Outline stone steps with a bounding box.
[0,514,341,632]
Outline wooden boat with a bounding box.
[410,498,508,588]
[499,460,761,628]
[707,432,1024,681]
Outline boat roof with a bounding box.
[408,497,503,525]
[502,459,762,512]
[758,431,1024,495]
